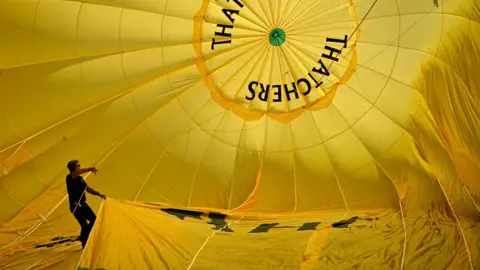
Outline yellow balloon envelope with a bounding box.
[0,0,479,269]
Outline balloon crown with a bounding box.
[269,28,286,46]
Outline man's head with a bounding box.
[67,160,80,173]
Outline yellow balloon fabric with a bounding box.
[0,0,479,269]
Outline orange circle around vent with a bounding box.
[194,0,359,123]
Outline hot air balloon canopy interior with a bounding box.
[0,0,479,269]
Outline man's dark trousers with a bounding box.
[72,203,96,248]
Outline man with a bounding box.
[66,160,106,249]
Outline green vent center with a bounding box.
[269,28,286,46]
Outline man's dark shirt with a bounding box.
[66,174,88,212]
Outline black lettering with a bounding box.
[297,78,312,96]
[297,222,321,231]
[161,208,204,220]
[284,83,299,101]
[332,216,359,228]
[35,236,77,249]
[249,223,296,233]
[227,0,244,8]
[322,45,342,62]
[326,35,348,49]
[207,212,234,232]
[272,85,282,102]
[250,223,277,233]
[307,73,323,88]
[311,59,330,76]
[259,83,269,102]
[222,9,239,23]
[246,81,257,100]
[211,38,232,50]
[215,24,234,38]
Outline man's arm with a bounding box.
[78,167,98,175]
[86,186,106,199]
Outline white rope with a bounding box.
[187,215,245,269]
